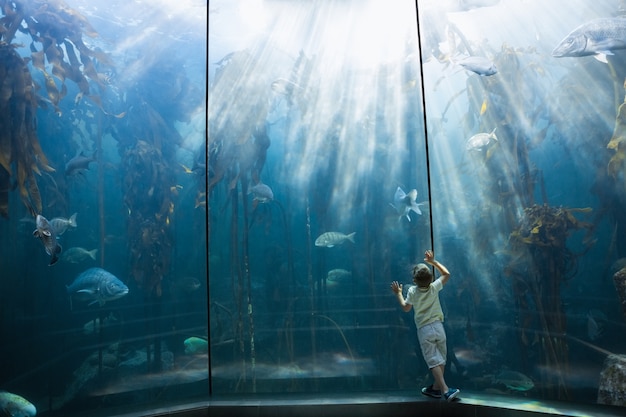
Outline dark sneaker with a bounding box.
[421,385,442,398]
[444,388,460,402]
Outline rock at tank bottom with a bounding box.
[597,354,626,406]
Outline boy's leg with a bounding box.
[431,364,448,393]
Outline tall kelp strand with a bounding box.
[0,42,52,217]
[507,204,594,399]
[0,0,113,217]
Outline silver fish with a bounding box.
[390,186,422,222]
[62,247,98,263]
[326,268,352,282]
[454,55,497,76]
[0,391,37,417]
[315,232,356,248]
[33,214,62,266]
[466,127,498,151]
[50,212,77,235]
[552,18,626,62]
[67,267,129,307]
[249,182,274,202]
[65,150,97,176]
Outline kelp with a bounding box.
[0,43,53,217]
[510,204,594,248]
[507,203,594,398]
[0,0,113,217]
[607,81,626,180]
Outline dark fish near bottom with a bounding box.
[33,214,62,265]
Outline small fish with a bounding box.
[0,391,37,417]
[466,127,498,151]
[453,55,497,76]
[50,212,77,235]
[33,214,62,266]
[552,18,626,63]
[480,99,488,115]
[173,276,202,292]
[184,336,209,354]
[326,268,352,282]
[587,309,607,341]
[315,232,356,248]
[494,370,534,391]
[67,267,129,307]
[249,182,274,202]
[62,247,98,263]
[65,150,97,176]
[390,186,422,222]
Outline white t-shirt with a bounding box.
[405,278,444,328]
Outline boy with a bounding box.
[391,250,460,401]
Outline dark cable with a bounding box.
[414,0,436,256]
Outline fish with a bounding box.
[50,212,77,235]
[172,276,202,293]
[61,247,98,263]
[452,55,497,76]
[248,182,274,202]
[587,309,607,340]
[184,336,209,354]
[67,267,129,307]
[494,370,534,391]
[326,268,352,282]
[466,127,498,151]
[315,232,356,248]
[65,150,97,176]
[0,391,37,417]
[390,186,422,221]
[33,214,62,266]
[552,18,626,63]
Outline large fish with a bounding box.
[390,186,422,222]
[65,150,97,176]
[50,212,77,235]
[67,267,129,307]
[552,18,626,63]
[0,391,37,417]
[33,214,62,266]
[315,231,356,248]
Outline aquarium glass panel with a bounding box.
[209,0,432,395]
[0,0,207,415]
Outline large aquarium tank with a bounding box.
[2,0,626,416]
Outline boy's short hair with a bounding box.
[413,263,433,288]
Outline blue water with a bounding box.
[1,0,626,416]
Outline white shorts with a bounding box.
[417,321,447,369]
